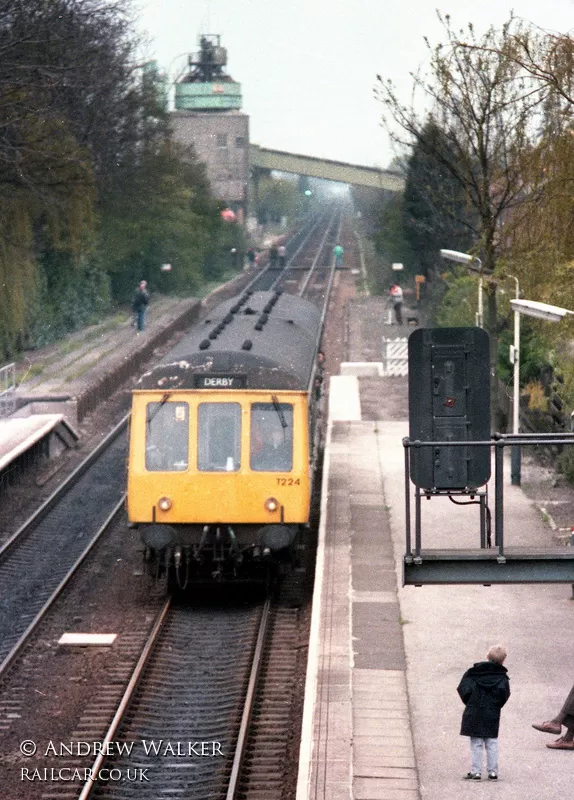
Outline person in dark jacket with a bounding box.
[269,245,278,267]
[532,682,574,749]
[131,280,149,332]
[457,645,510,781]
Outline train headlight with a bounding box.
[157,496,172,512]
[264,497,279,512]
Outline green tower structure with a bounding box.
[175,35,243,111]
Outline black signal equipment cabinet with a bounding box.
[408,327,490,489]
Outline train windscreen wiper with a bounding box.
[271,394,288,428]
[147,392,171,429]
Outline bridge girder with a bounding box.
[250,145,404,191]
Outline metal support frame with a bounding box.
[403,433,574,585]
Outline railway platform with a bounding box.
[298,298,574,800]
[0,275,255,483]
[0,413,78,489]
[0,294,202,490]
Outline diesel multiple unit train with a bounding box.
[126,288,324,586]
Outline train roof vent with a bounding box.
[208,330,218,340]
[199,339,211,350]
[223,313,233,324]
[241,339,253,350]
[254,313,269,331]
[243,306,257,315]
[263,302,273,314]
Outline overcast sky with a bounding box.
[134,1,574,169]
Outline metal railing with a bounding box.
[0,362,16,418]
[403,432,574,571]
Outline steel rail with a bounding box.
[77,596,172,800]
[298,208,340,296]
[0,415,127,561]
[225,595,273,800]
[74,596,270,799]
[239,212,327,296]
[0,495,126,680]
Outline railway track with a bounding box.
[0,207,348,798]
[0,419,128,680]
[0,211,338,685]
[29,596,267,799]
[42,586,303,800]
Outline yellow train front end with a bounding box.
[127,388,312,583]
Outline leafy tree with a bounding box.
[402,122,475,279]
[371,192,414,290]
[99,142,220,301]
[0,0,242,358]
[434,274,477,328]
[255,176,303,225]
[0,0,137,354]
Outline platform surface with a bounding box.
[298,367,574,800]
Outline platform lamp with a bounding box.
[509,298,573,485]
[439,249,492,328]
[505,275,520,485]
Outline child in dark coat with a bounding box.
[457,645,510,781]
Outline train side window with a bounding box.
[198,403,241,471]
[145,402,189,471]
[250,403,293,472]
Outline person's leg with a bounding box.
[533,684,574,733]
[546,718,574,749]
[137,308,145,331]
[470,738,483,775]
[557,686,574,723]
[485,738,499,775]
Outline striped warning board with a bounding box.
[381,337,408,376]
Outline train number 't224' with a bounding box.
[276,477,301,486]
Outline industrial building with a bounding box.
[170,35,249,223]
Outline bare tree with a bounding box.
[375,12,547,426]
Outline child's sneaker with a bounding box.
[488,772,498,780]
[464,773,481,780]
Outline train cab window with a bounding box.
[198,403,241,471]
[250,403,293,472]
[145,402,189,471]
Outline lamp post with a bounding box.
[505,275,520,484]
[439,249,490,328]
[509,298,574,485]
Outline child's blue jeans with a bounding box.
[470,737,498,774]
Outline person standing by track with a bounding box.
[131,280,149,332]
[389,283,404,325]
[269,244,278,267]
